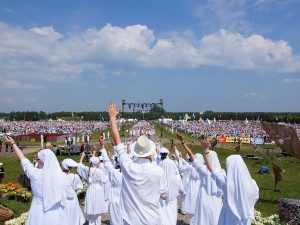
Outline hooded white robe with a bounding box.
[21,150,72,225]
[212,155,259,225]
[193,150,224,225]
[158,150,184,225]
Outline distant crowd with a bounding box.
[1,119,299,141]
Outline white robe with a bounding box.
[158,157,183,225]
[213,155,259,225]
[77,164,108,215]
[65,173,86,225]
[101,148,123,225]
[193,151,223,225]
[21,159,71,225]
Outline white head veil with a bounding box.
[89,156,100,166]
[38,149,67,211]
[206,150,223,196]
[195,153,204,164]
[61,158,79,171]
[226,155,258,220]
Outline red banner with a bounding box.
[218,136,227,143]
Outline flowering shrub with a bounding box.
[5,212,28,225]
[0,183,31,200]
[251,210,288,225]
[3,183,21,197]
[76,181,87,195]
[20,189,32,200]
[277,199,293,222]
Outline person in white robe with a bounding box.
[77,153,108,225]
[98,156,111,209]
[61,158,86,225]
[174,147,202,225]
[98,136,123,225]
[5,136,72,225]
[200,139,259,225]
[108,101,168,225]
[174,151,191,215]
[176,132,223,225]
[158,147,185,225]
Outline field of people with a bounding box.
[0,119,299,224]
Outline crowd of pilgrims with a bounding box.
[3,102,262,225]
[1,118,299,141]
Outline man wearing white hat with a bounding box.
[108,101,168,225]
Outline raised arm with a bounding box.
[176,132,195,162]
[4,136,25,161]
[108,101,121,145]
[200,139,214,172]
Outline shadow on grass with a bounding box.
[257,198,279,205]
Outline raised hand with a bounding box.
[176,132,184,142]
[108,101,120,119]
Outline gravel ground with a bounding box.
[80,200,190,225]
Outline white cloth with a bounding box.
[77,164,108,215]
[21,158,72,225]
[212,155,259,225]
[61,158,79,171]
[116,143,168,225]
[193,150,223,225]
[38,149,67,212]
[65,173,86,225]
[99,163,111,204]
[101,148,123,225]
[159,198,177,225]
[158,156,182,225]
[179,160,201,215]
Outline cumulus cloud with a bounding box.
[244,92,265,98]
[0,97,15,104]
[1,78,42,90]
[282,78,300,83]
[0,21,299,85]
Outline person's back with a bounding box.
[108,102,168,225]
[116,141,167,225]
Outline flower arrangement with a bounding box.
[5,212,28,225]
[20,189,32,201]
[4,183,21,197]
[0,183,32,201]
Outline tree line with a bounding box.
[1,107,299,123]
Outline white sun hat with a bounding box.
[130,135,156,158]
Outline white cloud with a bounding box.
[244,92,265,98]
[29,26,63,40]
[1,78,42,90]
[282,78,300,83]
[0,21,299,86]
[0,97,15,104]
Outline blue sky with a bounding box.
[1,0,300,114]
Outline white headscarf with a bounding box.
[89,156,100,166]
[38,149,66,211]
[206,150,223,196]
[226,155,258,220]
[61,158,79,171]
[195,153,204,165]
